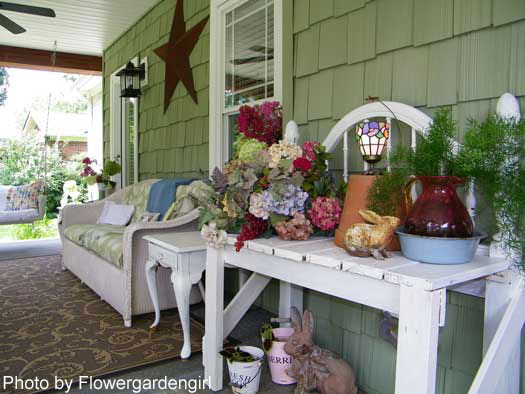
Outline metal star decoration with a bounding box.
[154,0,209,112]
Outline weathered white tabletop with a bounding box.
[203,236,521,394]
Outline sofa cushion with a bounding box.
[64,224,125,267]
[121,180,157,223]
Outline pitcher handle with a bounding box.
[403,177,418,214]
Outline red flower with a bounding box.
[82,157,92,165]
[293,157,312,172]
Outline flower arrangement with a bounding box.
[199,101,342,251]
[80,157,121,189]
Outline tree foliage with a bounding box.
[0,136,87,215]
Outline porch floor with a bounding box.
[59,305,297,394]
[0,237,61,261]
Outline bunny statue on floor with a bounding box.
[284,307,358,394]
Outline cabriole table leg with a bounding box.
[145,258,160,328]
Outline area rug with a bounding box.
[0,255,205,394]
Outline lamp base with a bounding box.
[362,155,382,164]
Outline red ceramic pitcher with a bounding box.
[404,176,473,238]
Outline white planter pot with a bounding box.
[226,346,264,394]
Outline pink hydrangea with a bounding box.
[302,141,318,162]
[308,197,342,231]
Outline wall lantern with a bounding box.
[355,120,390,165]
[116,61,145,98]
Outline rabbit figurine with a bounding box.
[284,308,358,394]
[344,209,400,260]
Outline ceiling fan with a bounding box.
[0,2,56,35]
[232,45,274,65]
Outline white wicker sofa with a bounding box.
[58,179,202,327]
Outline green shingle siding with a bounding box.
[332,63,365,119]
[293,0,310,33]
[453,0,492,35]
[414,0,453,46]
[309,0,334,24]
[427,38,458,107]
[347,2,376,64]
[335,0,365,16]
[364,53,393,100]
[103,0,209,179]
[493,0,525,26]
[392,46,429,106]
[308,70,334,120]
[288,1,525,393]
[376,0,413,53]
[458,26,512,102]
[319,16,348,69]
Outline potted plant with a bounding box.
[80,157,121,199]
[454,113,525,269]
[260,324,296,385]
[220,346,265,394]
[370,109,486,264]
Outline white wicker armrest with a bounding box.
[122,208,201,244]
[121,208,201,321]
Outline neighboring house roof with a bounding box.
[23,111,90,141]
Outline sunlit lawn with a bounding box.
[0,219,59,242]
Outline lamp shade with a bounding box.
[355,120,390,164]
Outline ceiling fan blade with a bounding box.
[0,12,25,34]
[0,2,56,17]
[231,55,274,65]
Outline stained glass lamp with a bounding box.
[355,120,390,165]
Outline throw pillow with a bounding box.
[138,211,160,223]
[97,201,135,226]
[6,181,43,211]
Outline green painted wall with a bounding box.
[259,0,525,393]
[102,0,525,393]
[103,0,210,180]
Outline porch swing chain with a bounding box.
[42,41,57,192]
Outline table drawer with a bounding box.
[149,244,175,266]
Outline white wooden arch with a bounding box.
[322,101,432,153]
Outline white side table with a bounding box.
[144,232,206,359]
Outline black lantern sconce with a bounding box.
[116,61,146,98]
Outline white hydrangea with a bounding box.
[201,222,228,249]
[268,140,303,168]
[249,193,270,220]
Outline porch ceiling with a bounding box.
[0,0,160,56]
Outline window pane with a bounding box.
[227,113,240,160]
[224,0,274,109]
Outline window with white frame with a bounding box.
[210,0,282,171]
[110,59,140,188]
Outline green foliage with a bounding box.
[0,67,7,106]
[0,138,87,216]
[390,108,460,176]
[368,108,463,216]
[219,347,257,362]
[456,116,525,269]
[13,216,58,240]
[367,170,409,216]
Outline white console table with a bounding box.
[203,236,524,394]
[144,232,206,359]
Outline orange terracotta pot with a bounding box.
[335,174,402,251]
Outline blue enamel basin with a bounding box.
[396,228,487,265]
